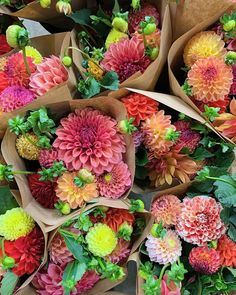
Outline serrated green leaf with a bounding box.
[0,271,19,295]
[190,147,214,161]
[0,186,18,214]
[228,224,236,242]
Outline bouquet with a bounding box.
[61,0,171,98]
[1,98,134,226]
[120,91,235,191]
[31,199,152,294]
[138,167,236,295]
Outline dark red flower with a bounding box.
[191,96,230,114]
[0,34,11,56]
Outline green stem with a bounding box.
[197,275,202,295]
[158,263,170,283]
[22,46,31,76]
[142,30,147,49]
[13,171,33,175]
[206,176,236,188]
[97,258,105,271]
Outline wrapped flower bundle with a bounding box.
[138,166,236,295]
[121,92,235,191]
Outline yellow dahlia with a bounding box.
[16,133,39,160]
[86,223,117,257]
[184,31,226,67]
[22,46,43,64]
[56,172,98,209]
[0,208,35,241]
[0,57,7,71]
[87,60,104,80]
[188,57,233,102]
[142,110,176,158]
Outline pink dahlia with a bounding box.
[189,246,221,274]
[161,275,181,295]
[39,149,58,168]
[230,64,236,95]
[151,195,182,227]
[101,37,151,82]
[107,239,131,265]
[97,161,131,199]
[0,86,35,112]
[145,230,182,264]
[29,55,68,96]
[176,196,226,246]
[49,232,73,265]
[53,108,126,175]
[4,52,36,87]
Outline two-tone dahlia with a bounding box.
[151,195,182,227]
[142,110,176,157]
[188,57,233,102]
[176,196,226,245]
[49,232,73,265]
[189,246,221,274]
[16,133,39,160]
[145,230,182,264]
[53,108,126,174]
[56,171,98,209]
[107,239,131,264]
[103,208,135,232]
[217,235,236,267]
[121,93,159,126]
[38,149,58,168]
[183,31,226,67]
[101,37,151,82]
[29,55,68,96]
[97,161,131,199]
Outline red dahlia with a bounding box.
[0,34,11,55]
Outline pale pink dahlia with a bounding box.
[0,86,35,112]
[39,149,58,168]
[188,57,233,102]
[101,36,151,82]
[53,108,126,175]
[49,232,73,265]
[176,196,226,246]
[151,195,182,227]
[145,230,182,264]
[107,239,131,264]
[97,161,131,199]
[29,55,68,96]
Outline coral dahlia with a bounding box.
[121,93,159,126]
[29,55,68,96]
[0,71,9,94]
[176,196,226,245]
[53,108,126,174]
[107,239,131,264]
[151,194,182,227]
[103,208,135,232]
[0,34,11,55]
[189,246,221,274]
[161,274,181,295]
[183,31,226,67]
[145,230,182,264]
[97,161,131,199]
[188,57,233,102]
[217,235,236,267]
[101,37,151,83]
[142,110,176,157]
[56,171,98,209]
[49,232,73,265]
[38,149,58,168]
[134,28,161,50]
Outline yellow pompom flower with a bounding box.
[22,46,43,64]
[86,223,117,257]
[0,208,35,241]
[16,133,40,160]
[183,31,226,67]
[87,60,104,80]
[105,28,128,49]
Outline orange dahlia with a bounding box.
[183,31,226,67]
[148,150,198,187]
[217,235,236,268]
[142,110,176,157]
[56,172,98,209]
[121,93,158,126]
[188,57,233,102]
[134,28,161,49]
[103,208,135,232]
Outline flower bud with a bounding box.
[39,0,51,8]
[2,256,15,269]
[223,19,236,32]
[60,202,71,215]
[56,0,72,15]
[143,23,156,35]
[62,55,72,67]
[151,224,159,237]
[78,169,95,184]
[6,25,22,48]
[149,47,159,60]
[118,222,133,236]
[112,17,128,33]
[118,118,137,134]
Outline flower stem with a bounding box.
[22,46,31,76]
[206,176,236,188]
[13,171,33,175]
[197,275,202,295]
[158,263,170,283]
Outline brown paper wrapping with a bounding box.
[1,98,135,227]
[61,0,172,97]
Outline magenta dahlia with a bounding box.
[132,130,144,149]
[53,108,126,175]
[38,149,58,168]
[101,36,151,82]
[0,86,35,112]
[97,161,131,199]
[176,196,226,246]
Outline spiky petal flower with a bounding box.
[0,208,35,241]
[217,235,236,267]
[189,246,221,274]
[103,208,135,232]
[151,195,182,227]
[183,31,226,67]
[176,196,226,245]
[38,149,58,168]
[0,72,9,94]
[97,162,131,199]
[86,223,117,257]
[53,108,126,174]
[101,37,151,83]
[107,239,131,264]
[145,230,182,264]
[29,55,68,96]
[16,133,39,160]
[4,53,36,87]
[121,93,159,126]
[49,232,73,265]
[56,171,98,209]
[142,111,175,157]
[188,57,233,102]
[0,86,35,112]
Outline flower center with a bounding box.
[157,199,168,209]
[167,238,176,249]
[202,66,217,81]
[196,213,208,224]
[104,173,112,183]
[78,126,97,147]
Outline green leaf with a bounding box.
[99,71,119,90]
[60,232,86,262]
[78,77,101,99]
[74,262,87,281]
[227,267,236,277]
[190,147,214,161]
[214,175,236,207]
[68,9,92,26]
[112,0,120,15]
[0,186,18,214]
[229,215,236,226]
[228,224,236,242]
[136,147,149,166]
[0,271,19,295]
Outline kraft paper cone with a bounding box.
[1,98,135,227]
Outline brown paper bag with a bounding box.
[1,98,135,227]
